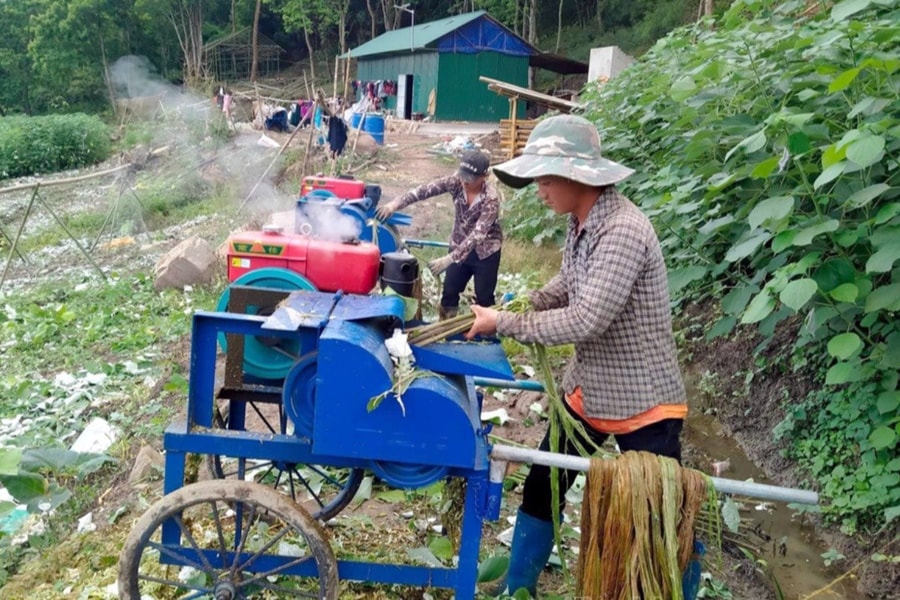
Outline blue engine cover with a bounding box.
[313,320,487,473]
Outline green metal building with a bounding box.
[344,11,535,122]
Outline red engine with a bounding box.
[300,175,366,199]
[226,228,380,295]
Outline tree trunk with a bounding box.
[304,27,316,80]
[250,0,261,82]
[168,1,205,86]
[365,0,377,38]
[338,6,347,53]
[379,0,394,31]
[513,0,520,36]
[704,0,714,17]
[528,0,537,44]
[556,0,564,53]
[596,0,603,29]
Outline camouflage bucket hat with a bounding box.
[492,115,634,189]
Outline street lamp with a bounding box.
[394,3,415,52]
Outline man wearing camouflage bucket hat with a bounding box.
[466,115,699,598]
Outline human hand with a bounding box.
[465,305,499,339]
[428,255,454,276]
[375,199,400,221]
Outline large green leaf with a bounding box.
[725,129,767,162]
[827,332,862,359]
[748,196,794,230]
[845,183,890,209]
[875,203,900,226]
[828,283,859,303]
[741,289,776,324]
[0,472,47,504]
[792,218,840,246]
[788,131,812,155]
[780,278,818,311]
[882,332,900,369]
[831,0,873,22]
[869,426,897,451]
[813,258,857,292]
[865,239,900,273]
[846,135,886,168]
[813,163,846,189]
[668,265,708,295]
[876,391,900,415]
[726,230,772,262]
[828,66,863,93]
[722,285,758,315]
[0,448,22,476]
[865,284,900,313]
[670,76,697,101]
[477,555,510,583]
[429,536,454,561]
[825,361,862,385]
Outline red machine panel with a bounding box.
[227,229,380,294]
[300,175,366,199]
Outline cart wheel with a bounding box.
[118,480,339,599]
[207,401,364,521]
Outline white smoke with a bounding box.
[294,201,364,243]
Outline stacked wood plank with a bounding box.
[499,119,538,159]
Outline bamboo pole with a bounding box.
[343,56,352,106]
[0,187,39,289]
[332,55,339,100]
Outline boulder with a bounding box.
[127,444,164,485]
[154,235,217,290]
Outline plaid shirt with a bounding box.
[496,187,685,420]
[395,175,502,263]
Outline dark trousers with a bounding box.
[520,398,683,522]
[440,249,501,310]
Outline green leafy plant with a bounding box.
[573,0,899,532]
[0,114,110,179]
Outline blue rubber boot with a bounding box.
[681,540,706,600]
[504,509,556,597]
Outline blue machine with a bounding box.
[117,289,516,599]
[295,189,412,254]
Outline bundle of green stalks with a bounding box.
[405,297,533,347]
[405,311,478,346]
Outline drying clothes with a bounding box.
[327,117,348,156]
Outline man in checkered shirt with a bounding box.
[376,149,502,319]
[466,115,694,598]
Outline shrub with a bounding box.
[0,114,111,180]
[576,0,899,531]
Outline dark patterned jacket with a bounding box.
[394,175,502,263]
[496,187,685,420]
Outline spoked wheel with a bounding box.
[208,400,364,522]
[118,480,339,599]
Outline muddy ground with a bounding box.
[1,116,895,599]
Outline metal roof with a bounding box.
[345,10,490,58]
[530,52,588,75]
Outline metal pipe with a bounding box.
[472,376,544,392]
[489,444,819,506]
[403,238,451,249]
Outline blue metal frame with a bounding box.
[158,290,516,598]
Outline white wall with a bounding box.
[588,46,635,82]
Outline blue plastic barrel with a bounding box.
[363,114,385,145]
[350,112,362,129]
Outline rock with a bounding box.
[154,236,217,290]
[128,444,164,484]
